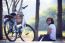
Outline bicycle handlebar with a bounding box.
[4,15,14,19]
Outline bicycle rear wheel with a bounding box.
[4,20,17,42]
[20,24,35,41]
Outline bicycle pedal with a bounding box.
[17,34,19,38]
[25,33,29,35]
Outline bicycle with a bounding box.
[4,15,35,42]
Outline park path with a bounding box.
[0,38,65,43]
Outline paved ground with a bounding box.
[1,34,65,43]
[0,38,65,43]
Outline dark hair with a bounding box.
[46,17,54,25]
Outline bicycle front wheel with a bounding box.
[20,24,35,41]
[4,20,17,42]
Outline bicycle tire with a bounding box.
[20,24,35,41]
[4,19,17,42]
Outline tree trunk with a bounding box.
[0,0,3,40]
[34,0,40,41]
[57,0,62,39]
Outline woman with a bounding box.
[42,17,56,41]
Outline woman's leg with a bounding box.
[38,35,44,41]
[42,34,56,41]
[42,34,50,41]
[38,35,47,41]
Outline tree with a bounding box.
[56,0,62,39]
[0,0,3,40]
[4,0,28,14]
[5,0,21,14]
[34,0,40,41]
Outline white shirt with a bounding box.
[48,24,56,40]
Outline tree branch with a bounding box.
[15,0,20,7]
[9,0,13,8]
[18,0,23,11]
[5,0,10,14]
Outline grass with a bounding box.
[38,31,65,37]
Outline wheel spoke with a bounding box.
[4,21,16,41]
[20,24,35,41]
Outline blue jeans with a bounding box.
[38,34,56,41]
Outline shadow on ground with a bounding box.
[0,39,65,43]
